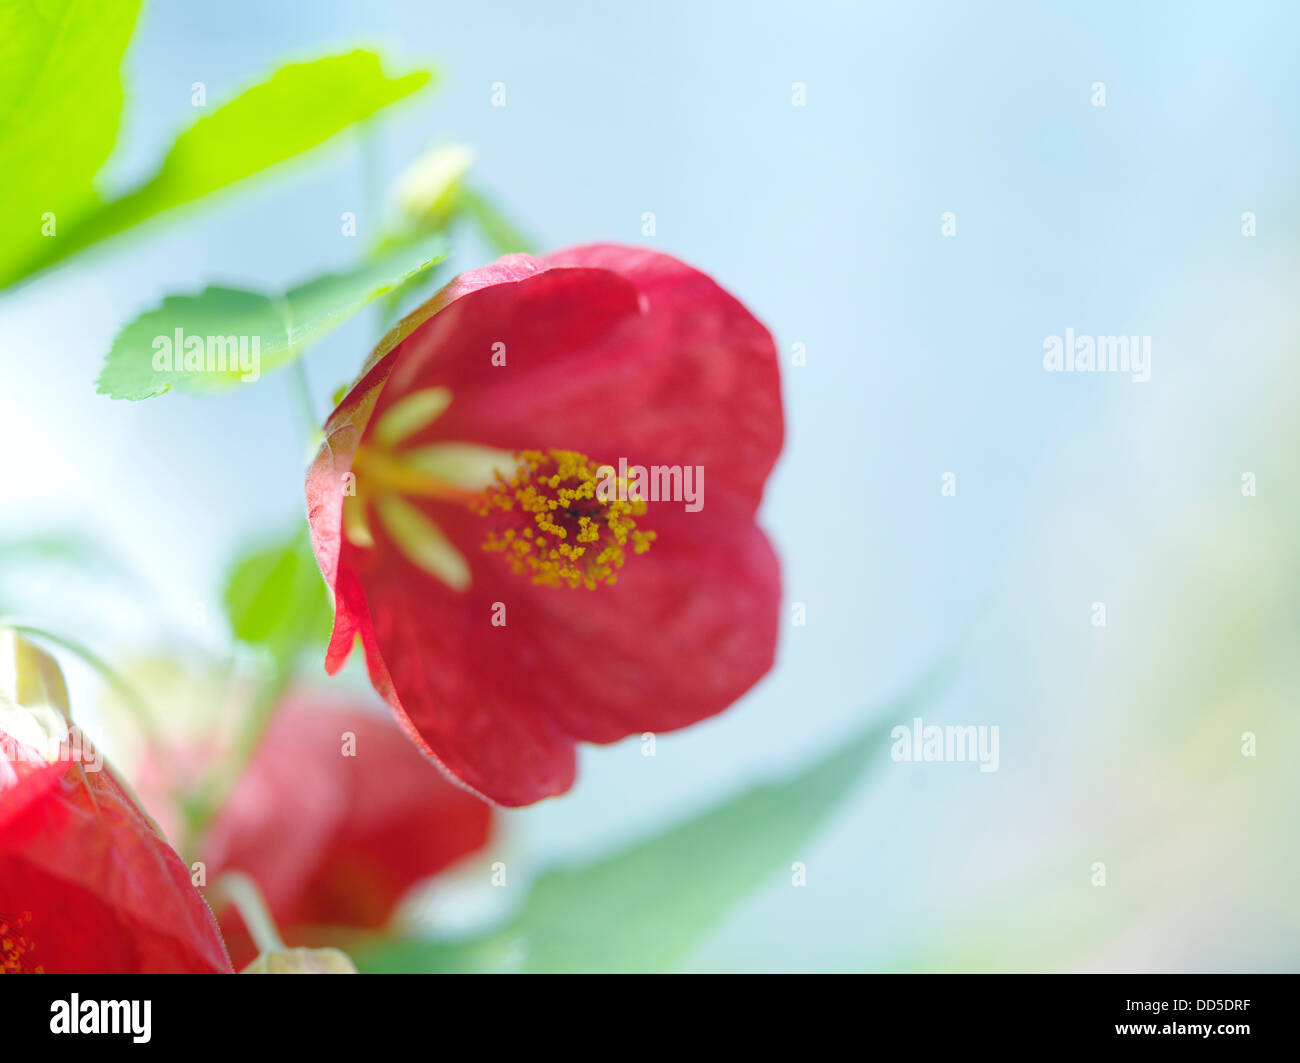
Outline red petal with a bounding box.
[0,733,232,974]
[376,245,782,522]
[203,698,492,965]
[354,505,779,804]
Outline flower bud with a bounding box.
[393,144,474,229]
[241,947,358,974]
[0,627,71,763]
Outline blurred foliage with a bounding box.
[457,186,538,258]
[54,51,430,273]
[0,0,432,291]
[357,671,949,973]
[0,531,129,576]
[222,525,332,671]
[0,0,141,289]
[0,532,134,616]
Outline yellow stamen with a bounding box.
[475,449,656,590]
[351,447,484,505]
[345,404,514,592]
[372,387,453,448]
[0,911,41,973]
[375,493,471,591]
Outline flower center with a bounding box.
[343,391,655,592]
[475,449,656,590]
[0,910,41,973]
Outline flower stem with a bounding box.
[291,359,317,435]
[185,663,289,844]
[214,872,284,954]
[459,185,538,256]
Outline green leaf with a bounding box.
[356,670,951,973]
[0,0,142,288]
[221,524,332,669]
[2,48,432,289]
[97,233,448,398]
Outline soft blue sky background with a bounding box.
[2,0,1298,970]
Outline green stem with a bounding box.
[291,359,317,434]
[213,871,284,953]
[459,186,539,256]
[359,121,393,336]
[186,662,290,843]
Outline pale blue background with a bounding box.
[3,0,1298,970]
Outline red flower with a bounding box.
[203,699,492,968]
[0,727,232,974]
[307,244,783,806]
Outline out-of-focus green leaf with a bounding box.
[0,531,126,574]
[97,234,448,398]
[356,671,950,973]
[2,49,433,290]
[0,532,133,613]
[0,0,141,288]
[221,525,331,669]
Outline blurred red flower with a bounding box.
[0,726,232,974]
[307,244,783,806]
[203,699,492,968]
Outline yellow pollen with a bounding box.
[0,911,41,974]
[475,449,656,590]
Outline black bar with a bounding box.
[0,974,1290,1050]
